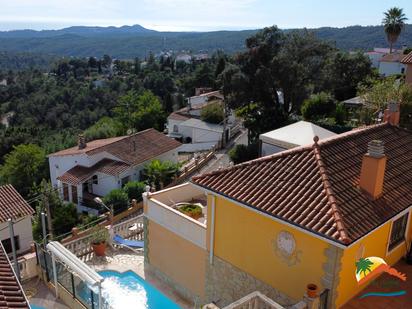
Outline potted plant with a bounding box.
[178,203,203,220]
[90,226,109,256]
[306,283,318,298]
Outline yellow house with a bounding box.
[143,119,412,308]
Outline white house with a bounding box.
[378,53,407,77]
[0,185,34,256]
[259,121,336,156]
[167,91,239,152]
[48,128,181,215]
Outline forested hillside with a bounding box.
[0,24,411,60]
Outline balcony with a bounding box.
[144,183,207,249]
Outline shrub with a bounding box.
[200,102,225,124]
[179,204,203,219]
[90,226,109,245]
[229,143,259,165]
[123,181,146,202]
[141,160,181,190]
[301,92,336,121]
[103,189,129,214]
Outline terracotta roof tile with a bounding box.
[192,123,412,245]
[57,159,130,185]
[0,243,29,308]
[49,129,181,166]
[401,51,412,64]
[168,111,191,121]
[0,185,34,223]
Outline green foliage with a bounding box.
[90,225,109,245]
[179,204,203,218]
[84,117,123,140]
[200,102,224,124]
[334,103,347,126]
[229,143,259,165]
[141,160,180,190]
[52,202,78,237]
[103,189,129,214]
[358,77,412,129]
[115,90,166,132]
[123,181,146,202]
[0,144,47,198]
[301,92,336,121]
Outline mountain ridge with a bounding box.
[0,24,411,59]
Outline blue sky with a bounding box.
[0,0,411,31]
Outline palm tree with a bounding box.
[382,7,408,54]
[356,258,374,277]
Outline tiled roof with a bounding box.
[168,111,191,121]
[0,243,29,308]
[401,51,412,64]
[49,129,181,166]
[192,124,412,245]
[57,159,131,185]
[0,185,34,223]
[380,53,404,63]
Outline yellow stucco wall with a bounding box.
[336,210,412,308]
[147,219,206,298]
[208,194,330,302]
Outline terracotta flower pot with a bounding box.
[307,284,318,298]
[92,242,107,256]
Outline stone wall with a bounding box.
[321,245,343,309]
[205,255,295,308]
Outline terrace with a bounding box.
[144,182,207,249]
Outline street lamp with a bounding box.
[93,197,114,225]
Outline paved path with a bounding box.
[198,130,248,175]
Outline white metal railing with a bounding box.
[145,197,206,249]
[63,215,144,257]
[223,291,285,309]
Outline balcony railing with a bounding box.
[63,215,144,259]
[223,291,285,309]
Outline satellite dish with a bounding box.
[127,129,133,135]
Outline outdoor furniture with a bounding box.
[113,234,144,248]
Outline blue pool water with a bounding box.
[98,270,181,309]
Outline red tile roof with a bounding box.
[49,129,181,166]
[57,159,131,185]
[380,53,404,63]
[401,51,412,64]
[0,185,34,223]
[0,243,29,308]
[168,111,191,121]
[192,124,412,245]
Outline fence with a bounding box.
[63,215,144,259]
[168,148,216,187]
[36,243,104,309]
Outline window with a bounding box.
[121,176,131,187]
[2,236,20,254]
[63,183,69,201]
[389,213,409,251]
[71,185,78,204]
[92,175,98,184]
[173,124,178,133]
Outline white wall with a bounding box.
[260,142,287,157]
[193,128,222,143]
[92,172,119,197]
[167,118,185,134]
[0,216,33,255]
[379,62,406,76]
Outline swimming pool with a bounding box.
[97,270,181,309]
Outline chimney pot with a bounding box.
[359,140,387,199]
[78,134,87,150]
[384,102,400,126]
[367,140,385,158]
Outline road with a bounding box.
[196,129,248,175]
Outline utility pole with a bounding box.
[7,219,21,281]
[42,182,53,239]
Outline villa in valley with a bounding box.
[48,128,181,215]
